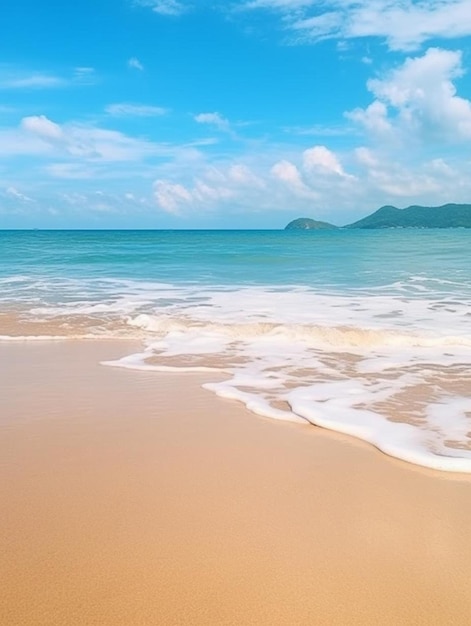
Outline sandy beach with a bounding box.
[2,339,471,625]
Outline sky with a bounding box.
[2,0,471,228]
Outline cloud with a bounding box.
[241,0,471,51]
[73,67,97,85]
[0,73,65,89]
[14,115,161,162]
[271,159,314,196]
[5,186,34,203]
[353,146,444,197]
[283,123,353,137]
[302,145,351,177]
[194,112,231,132]
[106,103,168,117]
[243,0,313,11]
[347,101,393,136]
[44,163,99,180]
[0,65,99,90]
[347,48,471,142]
[154,180,193,214]
[227,164,265,187]
[134,0,187,16]
[152,144,354,216]
[154,160,267,215]
[58,190,152,215]
[127,57,144,71]
[21,115,64,141]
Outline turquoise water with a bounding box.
[1,229,469,290]
[1,229,471,472]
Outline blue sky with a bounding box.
[2,0,471,228]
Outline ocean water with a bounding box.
[1,228,471,472]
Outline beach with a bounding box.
[2,339,471,625]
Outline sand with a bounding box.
[1,339,471,625]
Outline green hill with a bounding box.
[285,217,338,230]
[346,203,471,229]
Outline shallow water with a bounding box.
[1,228,470,471]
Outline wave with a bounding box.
[127,313,471,352]
[99,311,471,474]
[2,277,471,473]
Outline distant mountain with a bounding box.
[285,204,471,230]
[285,217,338,230]
[346,203,471,229]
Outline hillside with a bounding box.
[285,217,338,230]
[285,204,471,230]
[346,203,471,229]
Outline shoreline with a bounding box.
[2,339,471,625]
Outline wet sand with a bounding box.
[1,340,471,625]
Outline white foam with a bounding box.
[103,310,471,473]
[4,274,471,472]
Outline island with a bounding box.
[285,203,471,229]
[285,217,338,230]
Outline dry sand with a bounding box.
[1,340,471,625]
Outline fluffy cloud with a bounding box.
[271,159,315,197]
[154,181,194,214]
[242,0,471,51]
[347,48,471,142]
[21,115,64,141]
[302,145,351,177]
[353,146,448,197]
[153,144,356,216]
[154,164,262,216]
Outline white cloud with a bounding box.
[154,180,193,214]
[194,112,231,132]
[106,103,168,117]
[0,73,64,89]
[149,126,471,223]
[271,159,314,196]
[73,67,97,85]
[302,145,350,177]
[154,160,267,215]
[354,146,378,168]
[134,0,187,16]
[5,186,34,202]
[354,148,444,197]
[228,164,265,187]
[242,0,471,51]
[12,115,161,163]
[283,123,353,137]
[45,163,98,180]
[21,115,64,141]
[127,57,144,71]
[348,48,471,142]
[346,100,393,136]
[153,149,333,217]
[243,0,313,10]
[0,66,99,90]
[0,128,53,156]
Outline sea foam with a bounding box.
[2,230,470,473]
[101,284,471,473]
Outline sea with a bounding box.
[1,228,470,473]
